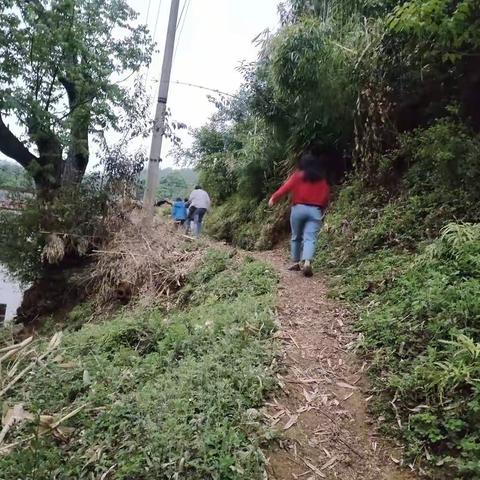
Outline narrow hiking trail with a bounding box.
[257,248,416,480]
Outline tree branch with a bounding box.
[0,113,38,169]
[59,76,77,105]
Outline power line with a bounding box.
[172,80,236,98]
[151,0,163,43]
[174,0,192,60]
[145,0,163,87]
[176,0,189,28]
[144,0,152,25]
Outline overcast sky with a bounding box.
[131,0,280,168]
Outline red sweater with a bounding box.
[270,171,330,208]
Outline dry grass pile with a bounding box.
[87,216,201,308]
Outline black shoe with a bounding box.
[287,263,301,272]
[302,260,313,277]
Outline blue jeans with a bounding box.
[193,208,207,236]
[290,204,323,262]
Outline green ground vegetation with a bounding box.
[0,250,278,479]
[315,121,480,477]
[183,0,480,476]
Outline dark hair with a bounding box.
[195,185,202,190]
[299,151,326,182]
[176,197,182,202]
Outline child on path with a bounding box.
[268,151,330,277]
[171,197,187,227]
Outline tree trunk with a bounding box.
[60,77,91,186]
[62,109,90,185]
[28,124,64,198]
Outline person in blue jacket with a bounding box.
[171,197,187,227]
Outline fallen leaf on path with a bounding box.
[292,471,311,480]
[271,410,286,419]
[408,404,430,413]
[321,456,338,470]
[336,381,358,390]
[390,455,400,464]
[301,458,326,478]
[2,405,33,427]
[58,362,77,369]
[0,337,33,363]
[296,405,312,414]
[100,464,117,480]
[303,388,317,403]
[287,333,300,349]
[53,426,75,441]
[47,332,63,351]
[283,414,299,430]
[0,405,34,445]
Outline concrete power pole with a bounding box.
[143,0,181,217]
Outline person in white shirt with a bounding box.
[186,186,211,236]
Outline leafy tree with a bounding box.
[0,0,153,196]
[389,0,480,63]
[157,172,188,200]
[0,158,33,189]
[279,0,402,24]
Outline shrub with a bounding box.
[357,224,480,475]
[205,196,289,251]
[316,144,480,475]
[0,177,110,283]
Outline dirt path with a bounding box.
[258,248,416,480]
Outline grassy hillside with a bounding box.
[0,250,278,479]
[315,120,480,477]
[185,2,480,473]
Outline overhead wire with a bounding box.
[176,0,189,28]
[151,0,163,46]
[144,0,152,25]
[117,0,155,90]
[172,80,236,98]
[173,0,192,61]
[145,0,163,88]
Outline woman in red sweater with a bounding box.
[268,151,330,277]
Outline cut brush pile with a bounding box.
[86,216,202,309]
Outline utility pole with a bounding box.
[143,0,181,217]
